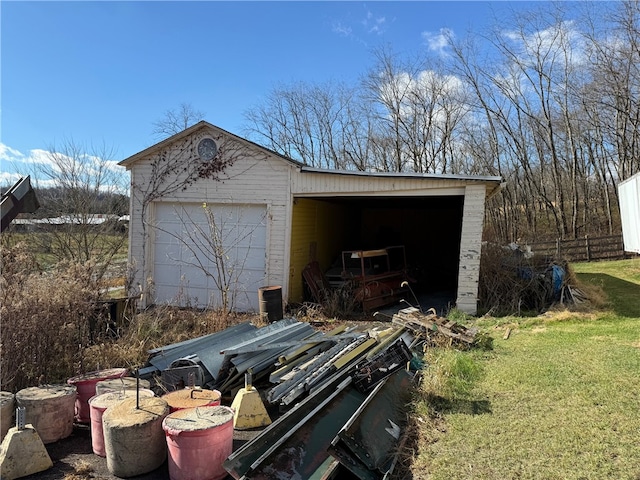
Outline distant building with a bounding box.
[9,214,128,232]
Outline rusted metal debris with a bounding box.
[329,369,414,479]
[138,309,488,479]
[392,306,479,346]
[304,245,413,311]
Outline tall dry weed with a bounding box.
[1,242,103,391]
[82,306,257,373]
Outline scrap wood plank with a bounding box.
[391,307,478,345]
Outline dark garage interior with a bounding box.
[290,195,465,311]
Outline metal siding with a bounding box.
[127,140,293,310]
[619,173,640,254]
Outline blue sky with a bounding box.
[1,1,528,186]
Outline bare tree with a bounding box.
[243,80,369,170]
[152,103,205,139]
[24,139,128,280]
[239,2,638,243]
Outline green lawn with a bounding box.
[413,258,640,480]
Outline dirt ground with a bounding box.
[21,421,257,480]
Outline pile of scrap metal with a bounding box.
[392,306,488,349]
[139,317,425,479]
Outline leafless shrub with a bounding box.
[478,243,568,316]
[1,242,103,391]
[82,306,258,372]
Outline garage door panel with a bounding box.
[236,268,265,293]
[181,268,208,290]
[234,228,267,248]
[154,263,182,281]
[236,246,266,266]
[184,287,210,307]
[153,202,267,311]
[236,207,267,224]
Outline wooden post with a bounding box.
[585,235,591,262]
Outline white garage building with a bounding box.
[120,121,502,315]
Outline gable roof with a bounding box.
[119,121,503,197]
[118,120,304,168]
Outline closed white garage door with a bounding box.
[153,203,267,311]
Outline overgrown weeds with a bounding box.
[1,242,105,391]
[319,283,360,319]
[420,349,484,404]
[1,241,256,392]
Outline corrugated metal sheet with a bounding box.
[143,319,316,392]
[147,322,257,373]
[230,377,367,480]
[619,172,640,254]
[329,369,414,479]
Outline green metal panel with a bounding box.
[329,369,414,478]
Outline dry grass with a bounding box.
[66,460,94,477]
[82,306,260,372]
[1,242,103,391]
[0,241,262,392]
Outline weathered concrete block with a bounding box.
[0,424,53,480]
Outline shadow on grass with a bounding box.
[428,395,492,415]
[576,273,640,318]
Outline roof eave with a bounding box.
[119,121,305,169]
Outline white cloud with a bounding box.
[422,28,454,55]
[362,11,386,35]
[0,142,128,193]
[0,143,25,162]
[0,142,61,170]
[332,21,352,37]
[331,8,388,42]
[0,170,24,187]
[502,20,586,67]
